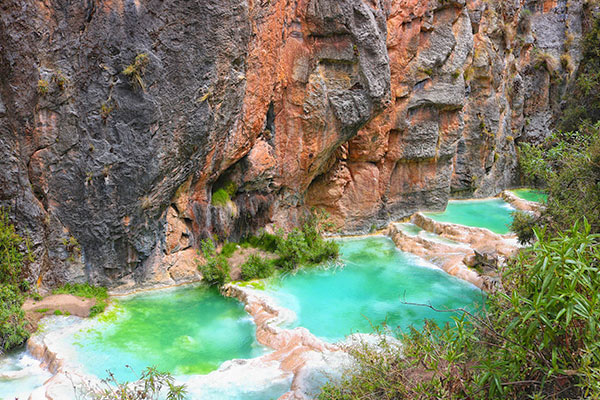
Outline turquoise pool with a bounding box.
[266,237,484,342]
[425,198,515,234]
[70,286,267,382]
[511,188,548,203]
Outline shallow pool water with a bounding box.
[511,188,548,203]
[425,198,515,234]
[0,347,51,400]
[266,237,484,342]
[70,286,267,382]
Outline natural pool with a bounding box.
[13,237,487,398]
[266,236,484,342]
[425,198,515,234]
[68,286,267,382]
[511,188,548,203]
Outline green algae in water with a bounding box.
[267,237,484,343]
[425,198,514,234]
[511,188,548,203]
[71,286,266,381]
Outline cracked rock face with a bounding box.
[0,0,586,287]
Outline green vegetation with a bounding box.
[211,189,231,207]
[240,255,274,281]
[0,285,29,352]
[510,210,537,245]
[518,126,600,235]
[53,309,63,316]
[243,214,339,272]
[320,59,600,397]
[560,8,600,131]
[220,241,238,258]
[211,181,237,207]
[78,366,186,400]
[52,283,109,317]
[0,208,32,352]
[197,238,231,286]
[53,71,68,90]
[37,79,49,95]
[198,211,339,286]
[122,53,150,91]
[320,222,600,399]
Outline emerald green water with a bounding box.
[71,286,266,381]
[511,188,548,203]
[425,198,514,234]
[267,237,484,342]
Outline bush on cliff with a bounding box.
[197,237,231,286]
[0,208,32,352]
[319,221,600,399]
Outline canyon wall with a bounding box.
[0,0,587,287]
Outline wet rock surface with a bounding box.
[0,0,586,286]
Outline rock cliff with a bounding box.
[0,0,589,286]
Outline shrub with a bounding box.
[0,209,30,286]
[197,238,230,286]
[0,285,29,352]
[241,255,274,281]
[320,221,600,399]
[77,366,187,400]
[517,126,600,233]
[243,212,339,271]
[89,301,107,318]
[220,241,238,258]
[510,210,538,244]
[0,208,31,351]
[246,231,280,253]
[211,189,230,207]
[274,228,308,270]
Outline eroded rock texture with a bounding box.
[0,0,588,286]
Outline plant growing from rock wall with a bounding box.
[53,71,68,90]
[197,237,231,286]
[561,8,600,130]
[122,53,150,91]
[211,181,237,207]
[37,79,49,95]
[210,189,230,207]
